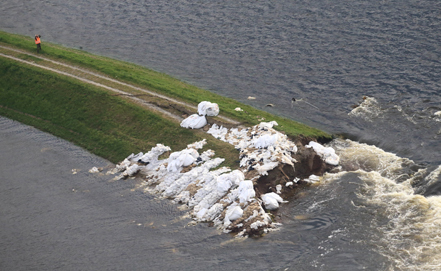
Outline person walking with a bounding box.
[35,34,41,53]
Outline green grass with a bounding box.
[0,57,239,165]
[0,31,331,140]
[0,30,331,167]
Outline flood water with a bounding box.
[1,0,441,270]
[2,0,440,165]
[0,117,388,270]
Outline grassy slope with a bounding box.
[0,58,238,166]
[0,31,331,166]
[0,31,331,138]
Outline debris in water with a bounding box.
[291,97,320,110]
[348,96,381,121]
[89,167,102,173]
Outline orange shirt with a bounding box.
[35,37,40,44]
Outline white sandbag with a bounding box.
[198,101,219,116]
[207,124,229,140]
[306,141,340,166]
[216,170,244,193]
[276,184,282,194]
[187,139,207,150]
[225,205,243,222]
[237,180,255,203]
[138,144,171,163]
[115,158,131,172]
[167,149,199,172]
[180,114,207,129]
[252,133,278,149]
[261,192,286,210]
[120,164,140,178]
[258,121,278,129]
[253,161,279,176]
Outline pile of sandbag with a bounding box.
[106,139,272,236]
[207,121,298,176]
[98,102,343,237]
[180,101,219,129]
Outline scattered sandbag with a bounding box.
[181,101,220,129]
[306,141,340,166]
[261,192,286,210]
[180,114,207,129]
[89,167,100,173]
[198,101,219,116]
[304,174,320,183]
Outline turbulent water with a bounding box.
[1,0,441,270]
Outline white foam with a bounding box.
[354,170,441,271]
[348,96,382,121]
[423,165,441,189]
[329,139,415,181]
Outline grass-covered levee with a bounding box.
[0,30,330,167]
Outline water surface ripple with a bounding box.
[1,0,440,164]
[2,1,441,270]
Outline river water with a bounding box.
[1,0,441,270]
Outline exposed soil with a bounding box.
[252,142,337,199]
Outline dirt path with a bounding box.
[0,45,240,125]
